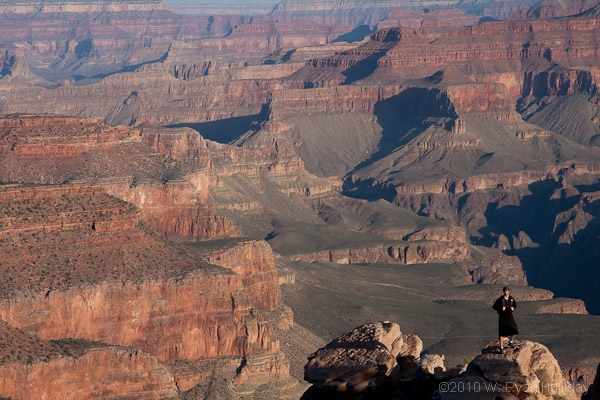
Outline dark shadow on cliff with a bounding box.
[84,51,169,82]
[332,25,374,44]
[341,89,456,201]
[342,47,391,84]
[350,89,456,173]
[479,180,600,314]
[478,180,564,242]
[513,220,600,314]
[167,112,266,144]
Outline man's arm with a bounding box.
[493,298,501,311]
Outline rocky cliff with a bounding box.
[270,0,535,27]
[167,3,275,16]
[0,321,179,399]
[286,240,469,264]
[392,165,600,313]
[0,113,492,398]
[0,114,302,397]
[378,8,480,29]
[0,0,353,84]
[0,0,169,14]
[0,184,282,361]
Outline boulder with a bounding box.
[304,321,422,392]
[444,340,578,400]
[422,353,446,375]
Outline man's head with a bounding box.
[503,286,510,295]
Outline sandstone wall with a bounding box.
[0,348,179,400]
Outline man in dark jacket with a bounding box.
[493,286,519,354]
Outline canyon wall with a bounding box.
[286,241,469,265]
[0,114,298,397]
[270,0,536,26]
[0,347,179,400]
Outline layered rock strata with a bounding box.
[0,321,179,400]
[286,241,469,265]
[270,0,535,26]
[0,115,241,240]
[0,185,283,361]
[378,8,480,29]
[0,114,301,396]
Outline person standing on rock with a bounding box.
[493,286,519,354]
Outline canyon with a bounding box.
[0,0,600,398]
[1,109,597,398]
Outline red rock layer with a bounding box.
[0,183,289,371]
[268,86,405,119]
[0,114,140,158]
[369,19,600,74]
[163,20,350,61]
[286,241,469,265]
[0,8,247,44]
[102,177,241,239]
[0,114,302,394]
[0,115,239,240]
[0,347,179,400]
[195,240,283,312]
[378,8,480,29]
[0,272,278,362]
[0,320,179,399]
[142,126,305,175]
[1,72,287,126]
[280,16,600,124]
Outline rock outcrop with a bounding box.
[286,240,469,265]
[0,45,42,83]
[1,348,179,400]
[467,254,528,285]
[0,320,179,400]
[446,340,578,400]
[525,298,589,314]
[304,321,422,392]
[0,115,240,240]
[0,184,285,363]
